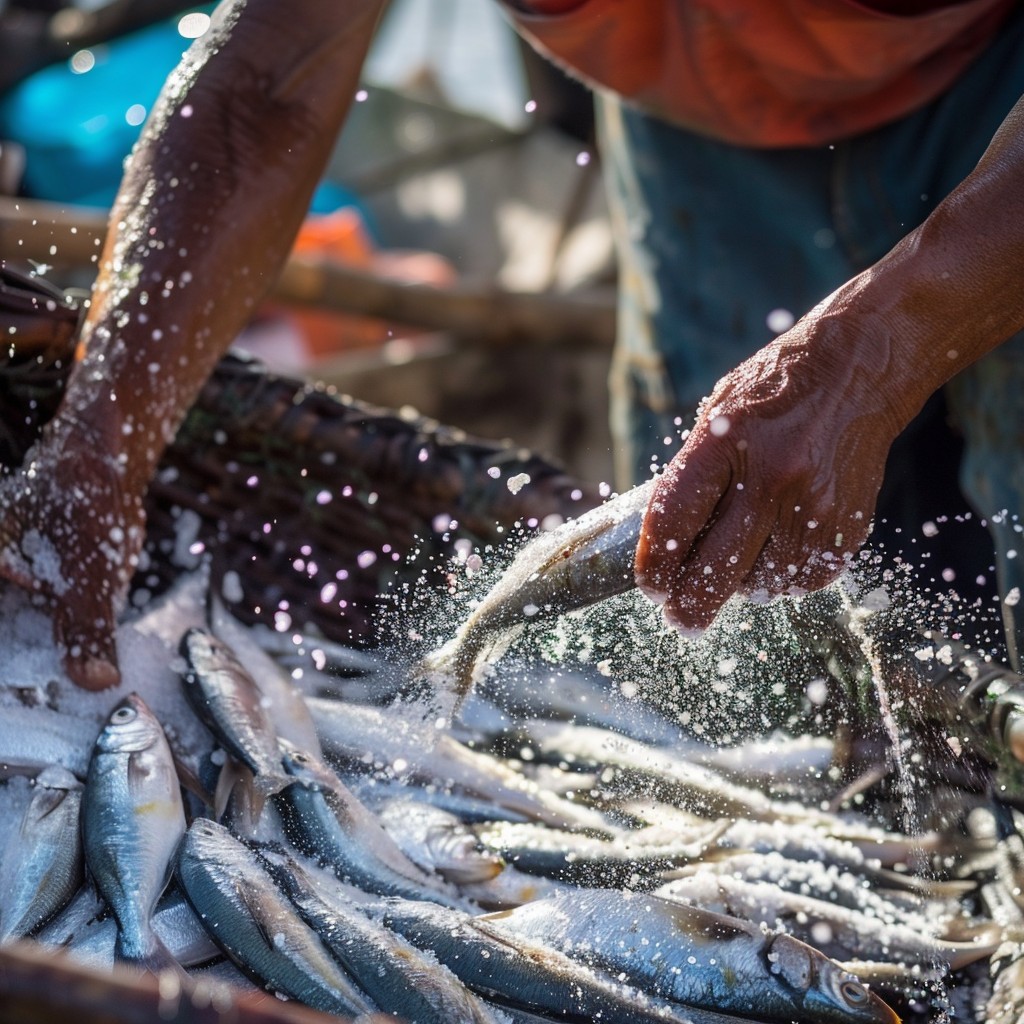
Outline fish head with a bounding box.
[277,737,329,788]
[768,933,900,1024]
[93,693,165,755]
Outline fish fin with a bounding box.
[171,750,214,811]
[438,857,506,886]
[212,758,247,821]
[234,883,279,953]
[116,929,185,978]
[656,895,754,941]
[939,935,1003,971]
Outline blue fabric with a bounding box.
[0,6,364,220]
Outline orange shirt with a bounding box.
[506,0,1015,146]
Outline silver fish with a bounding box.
[178,627,290,802]
[517,719,826,824]
[0,766,83,941]
[276,740,466,908]
[35,886,220,972]
[380,895,750,1024]
[82,693,186,969]
[472,818,727,889]
[307,696,612,833]
[664,849,954,924]
[0,704,94,778]
[483,888,901,1024]
[175,818,374,1017]
[421,479,654,700]
[210,597,323,757]
[463,657,689,747]
[262,848,505,1024]
[654,873,997,970]
[377,798,505,886]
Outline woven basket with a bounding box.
[0,264,601,646]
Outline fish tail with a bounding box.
[115,929,184,977]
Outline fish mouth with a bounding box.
[804,974,902,1024]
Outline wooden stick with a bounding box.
[0,197,616,350]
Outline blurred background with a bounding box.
[0,0,618,484]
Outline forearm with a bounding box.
[792,93,1024,434]
[56,0,386,498]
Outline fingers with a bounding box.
[634,444,731,610]
[745,525,857,601]
[53,591,121,691]
[55,602,121,692]
[635,436,868,634]
[660,499,774,633]
[636,442,777,632]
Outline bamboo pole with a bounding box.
[0,197,616,350]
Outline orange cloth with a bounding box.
[507,0,1015,146]
[270,208,455,360]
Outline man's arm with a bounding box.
[0,0,387,687]
[634,93,1024,632]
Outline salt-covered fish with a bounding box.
[0,766,83,941]
[377,797,504,886]
[275,740,466,908]
[484,888,901,1024]
[655,872,997,970]
[176,818,375,1016]
[381,894,752,1024]
[422,479,655,700]
[307,696,612,832]
[178,627,291,812]
[82,694,186,970]
[262,848,505,1024]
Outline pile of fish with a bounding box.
[0,576,1022,1024]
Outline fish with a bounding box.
[654,873,997,970]
[209,597,323,757]
[307,695,613,832]
[175,818,375,1016]
[377,797,505,886]
[482,888,901,1024]
[516,719,827,824]
[0,704,95,778]
[261,848,506,1024]
[82,693,186,970]
[663,849,959,923]
[380,895,759,1024]
[0,766,83,941]
[34,885,221,972]
[178,627,291,814]
[462,657,690,747]
[472,818,728,889]
[275,739,467,908]
[420,479,655,700]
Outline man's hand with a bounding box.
[0,442,145,689]
[636,89,1024,635]
[634,315,907,633]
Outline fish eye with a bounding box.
[840,980,868,1005]
[112,706,137,723]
